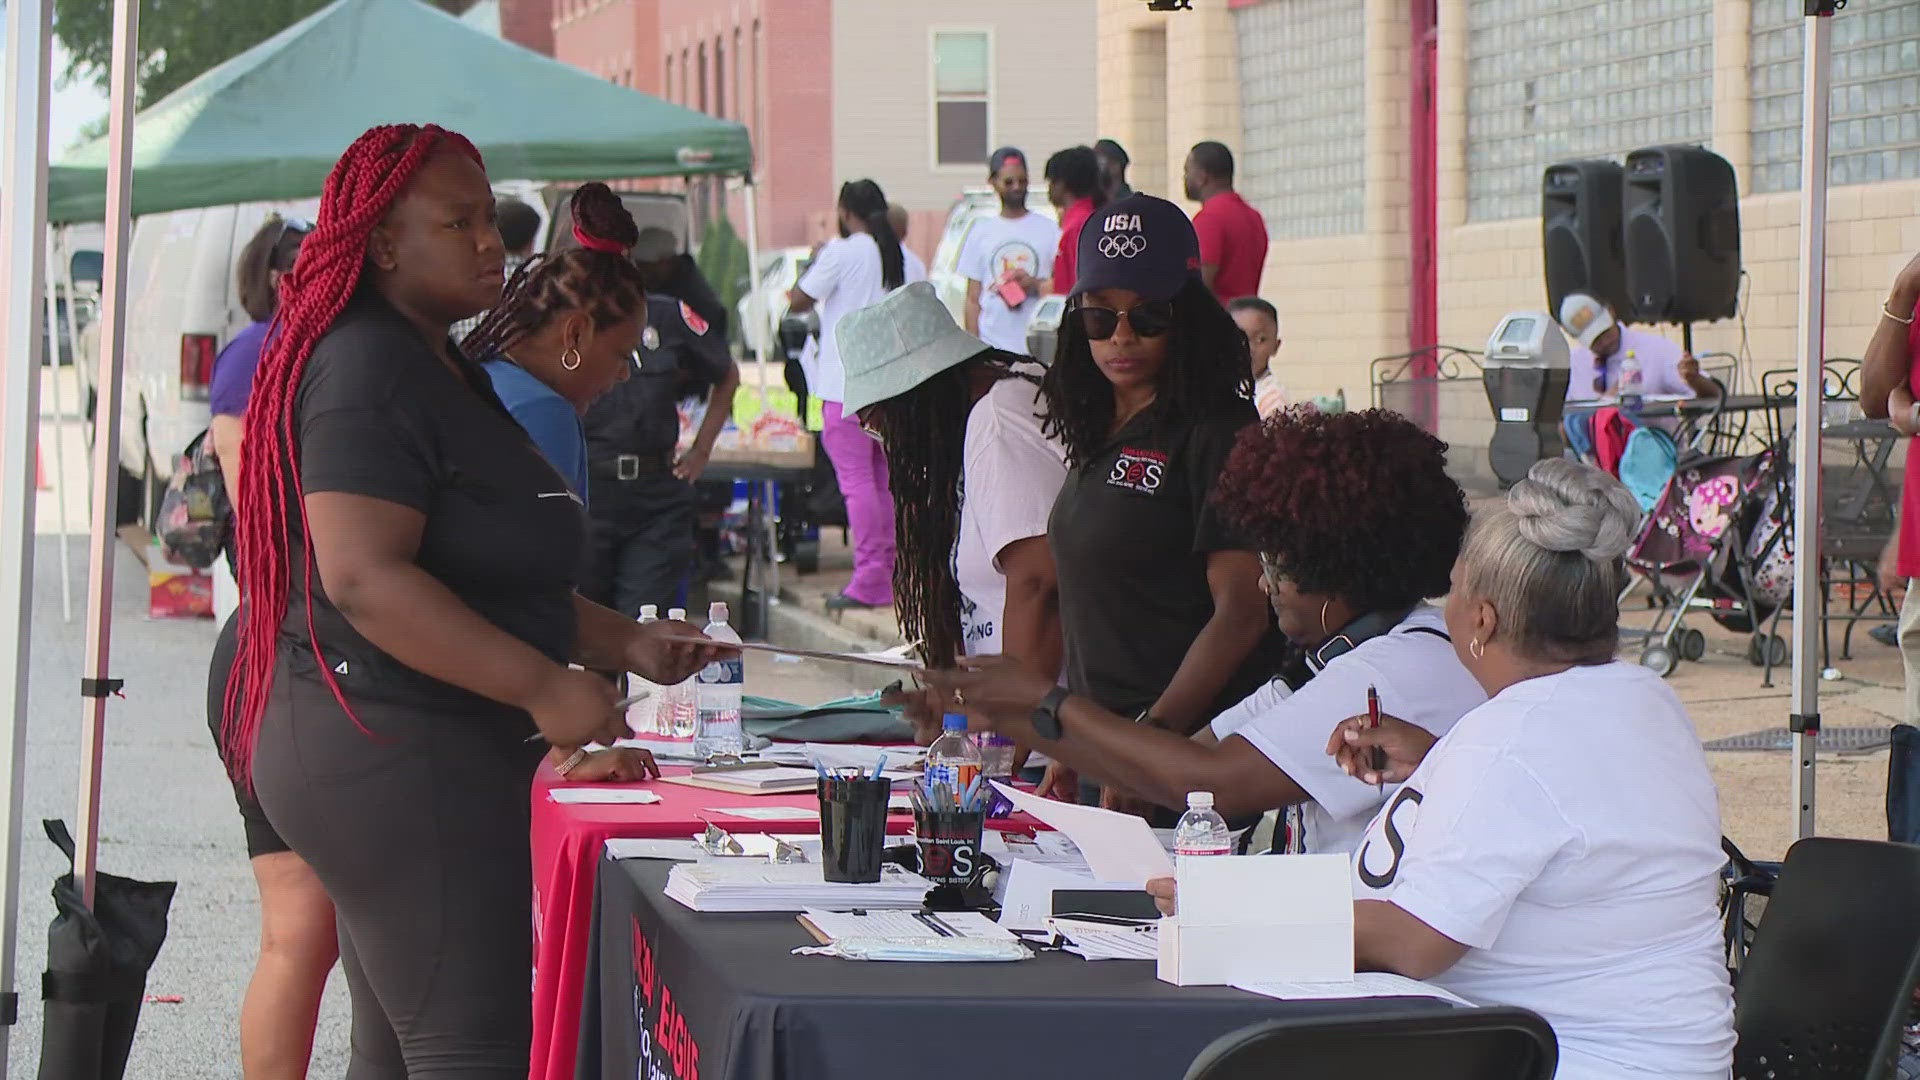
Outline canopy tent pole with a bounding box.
[741,177,770,410]
[1788,1,1837,842]
[74,0,141,905]
[56,229,87,530]
[0,0,55,1066]
[42,230,73,621]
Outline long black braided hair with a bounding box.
[863,349,1035,666]
[1039,277,1254,467]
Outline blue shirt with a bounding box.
[209,320,274,417]
[481,359,589,505]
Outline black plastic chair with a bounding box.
[1733,837,1920,1079]
[1182,1006,1557,1080]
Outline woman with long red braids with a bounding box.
[218,124,723,1077]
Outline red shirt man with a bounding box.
[1184,141,1268,301]
[1044,145,1105,294]
[1053,196,1097,297]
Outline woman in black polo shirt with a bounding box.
[1035,193,1283,802]
[217,125,723,1077]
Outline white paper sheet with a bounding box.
[1234,972,1472,1006]
[996,859,1134,932]
[548,788,663,805]
[703,806,820,820]
[802,909,1015,943]
[1050,917,1160,960]
[990,781,1174,885]
[605,838,705,861]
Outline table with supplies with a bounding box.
[575,857,1454,1080]
[530,759,1033,1080]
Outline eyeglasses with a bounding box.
[270,216,314,271]
[1075,301,1173,341]
[1258,552,1285,586]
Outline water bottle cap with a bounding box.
[709,601,728,623]
[942,713,968,731]
[667,608,687,621]
[1186,791,1215,809]
[639,604,658,619]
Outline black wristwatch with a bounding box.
[1031,686,1070,741]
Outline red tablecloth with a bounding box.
[528,762,1038,1080]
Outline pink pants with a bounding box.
[820,401,896,605]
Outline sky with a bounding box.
[0,4,114,153]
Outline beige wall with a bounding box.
[1099,0,1920,424]
[829,0,1098,222]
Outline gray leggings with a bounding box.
[251,658,544,1078]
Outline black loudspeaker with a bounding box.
[1624,145,1740,323]
[1542,159,1628,317]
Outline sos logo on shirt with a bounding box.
[1107,447,1167,495]
[1355,785,1424,890]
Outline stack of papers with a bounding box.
[1234,973,1472,1005]
[663,860,931,912]
[1050,917,1159,961]
[800,909,1015,944]
[660,765,824,795]
[548,788,662,805]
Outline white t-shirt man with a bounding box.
[1209,607,1485,855]
[953,370,1068,656]
[1566,326,1692,402]
[957,212,1060,354]
[798,232,929,403]
[1350,661,1735,1080]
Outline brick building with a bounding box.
[552,0,1098,260]
[1098,0,1920,461]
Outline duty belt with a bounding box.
[592,453,673,481]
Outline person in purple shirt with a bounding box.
[208,216,310,511]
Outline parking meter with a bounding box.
[1025,296,1066,365]
[1483,311,1571,487]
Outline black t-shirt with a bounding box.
[1047,399,1285,720]
[280,291,588,719]
[583,295,733,463]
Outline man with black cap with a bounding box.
[579,290,741,617]
[1094,139,1133,203]
[632,225,730,341]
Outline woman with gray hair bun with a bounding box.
[1151,460,1735,1079]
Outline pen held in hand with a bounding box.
[1365,685,1386,790]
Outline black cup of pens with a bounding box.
[912,809,986,887]
[817,777,891,883]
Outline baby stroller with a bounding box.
[1625,448,1791,677]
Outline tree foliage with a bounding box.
[53,0,479,108]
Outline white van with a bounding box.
[80,183,685,518]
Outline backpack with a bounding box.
[155,430,231,570]
[1618,426,1679,512]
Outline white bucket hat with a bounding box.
[837,281,990,415]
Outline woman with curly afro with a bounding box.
[924,408,1486,854]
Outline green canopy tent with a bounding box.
[45,0,753,223]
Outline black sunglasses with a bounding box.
[1075,300,1174,341]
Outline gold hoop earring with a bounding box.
[560,347,582,371]
[1319,599,1332,637]
[1469,638,1485,660]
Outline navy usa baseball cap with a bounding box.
[1072,193,1201,302]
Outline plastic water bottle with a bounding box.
[1173,792,1233,857]
[1619,349,1643,412]
[664,607,698,738]
[924,714,982,796]
[694,602,745,760]
[627,605,660,735]
[978,732,1017,779]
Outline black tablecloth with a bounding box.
[578,857,1451,1080]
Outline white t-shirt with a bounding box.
[1566,325,1692,402]
[800,232,929,403]
[954,371,1067,656]
[957,212,1060,354]
[1209,607,1484,855]
[1351,661,1734,1080]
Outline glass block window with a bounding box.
[1465,0,1714,222]
[1751,0,1920,193]
[1234,1,1365,239]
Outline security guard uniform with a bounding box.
[581,295,734,617]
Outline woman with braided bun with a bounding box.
[1152,460,1735,1080]
[216,125,725,1077]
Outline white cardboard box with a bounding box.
[1157,854,1354,987]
